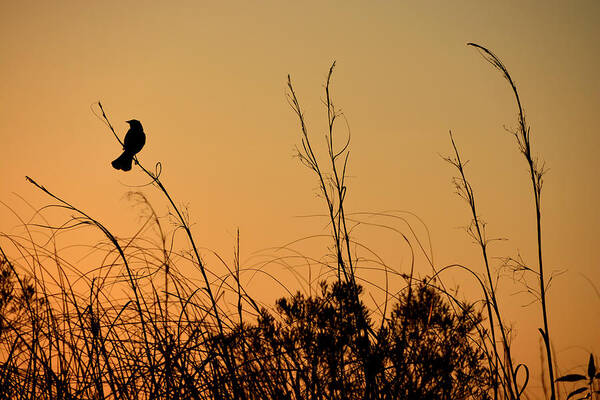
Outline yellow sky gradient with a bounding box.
[1,1,599,397]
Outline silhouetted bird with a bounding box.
[111,119,146,171]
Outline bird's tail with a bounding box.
[111,151,134,171]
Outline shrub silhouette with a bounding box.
[228,279,491,400]
[0,254,36,335]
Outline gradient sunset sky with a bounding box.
[1,1,599,397]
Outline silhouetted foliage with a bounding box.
[228,279,491,399]
[383,281,491,400]
[556,353,600,400]
[0,255,37,335]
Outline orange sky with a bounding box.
[1,1,599,397]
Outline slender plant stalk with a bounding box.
[446,131,522,399]
[468,42,554,400]
[286,62,354,286]
[100,102,247,399]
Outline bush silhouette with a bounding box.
[228,279,490,399]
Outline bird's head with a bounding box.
[126,119,143,130]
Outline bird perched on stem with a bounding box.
[111,119,146,171]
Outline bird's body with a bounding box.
[112,119,146,171]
